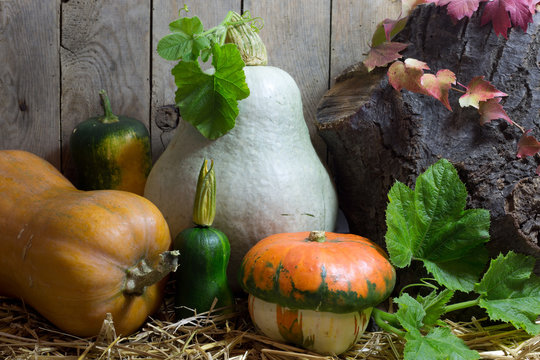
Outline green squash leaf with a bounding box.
[157,10,264,140]
[157,17,210,61]
[385,181,417,267]
[385,159,491,292]
[172,43,250,140]
[391,291,478,359]
[476,252,540,335]
[404,327,480,360]
[416,288,454,326]
[423,246,489,293]
[395,293,426,332]
[168,16,203,33]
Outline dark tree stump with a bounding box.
[316,5,540,273]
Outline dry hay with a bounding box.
[0,295,538,360]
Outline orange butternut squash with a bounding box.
[0,150,178,337]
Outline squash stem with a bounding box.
[192,159,216,227]
[124,250,180,296]
[224,11,267,66]
[307,231,326,243]
[98,90,119,124]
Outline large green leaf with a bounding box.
[395,293,426,332]
[404,327,480,360]
[476,252,540,335]
[416,289,454,326]
[157,17,210,61]
[172,43,249,140]
[385,159,491,291]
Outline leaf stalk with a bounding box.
[372,308,406,338]
[443,298,481,314]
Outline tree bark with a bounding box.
[316,5,540,272]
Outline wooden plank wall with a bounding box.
[0,0,400,178]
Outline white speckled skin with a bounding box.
[144,66,338,287]
[248,295,372,355]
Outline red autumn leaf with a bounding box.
[384,17,412,41]
[420,69,457,110]
[364,42,409,71]
[481,0,535,38]
[371,17,410,47]
[517,130,540,158]
[459,76,508,109]
[427,0,483,20]
[388,58,430,94]
[383,18,399,41]
[427,0,537,38]
[478,98,512,125]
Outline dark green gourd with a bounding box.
[173,159,234,318]
[69,90,152,195]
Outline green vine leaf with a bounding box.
[157,17,211,61]
[393,293,479,359]
[172,43,249,140]
[157,10,260,140]
[385,159,491,292]
[476,251,540,335]
[403,327,480,360]
[416,289,455,326]
[395,293,426,332]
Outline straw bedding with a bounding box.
[0,293,538,360]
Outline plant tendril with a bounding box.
[179,4,189,16]
[399,277,439,297]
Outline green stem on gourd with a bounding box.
[98,90,119,124]
[192,159,216,227]
[224,11,267,66]
[307,230,326,243]
[372,308,406,338]
[124,250,180,296]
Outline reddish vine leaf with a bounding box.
[427,0,483,20]
[481,0,536,38]
[428,0,537,38]
[388,58,430,94]
[517,130,540,158]
[370,0,428,47]
[382,18,399,41]
[371,18,409,47]
[459,76,508,109]
[383,18,408,42]
[420,69,457,111]
[478,98,512,125]
[364,42,409,71]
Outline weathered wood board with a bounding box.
[0,0,400,176]
[0,0,60,167]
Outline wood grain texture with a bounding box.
[61,0,150,180]
[0,1,399,172]
[151,0,241,160]
[330,0,401,83]
[244,0,330,158]
[0,0,60,167]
